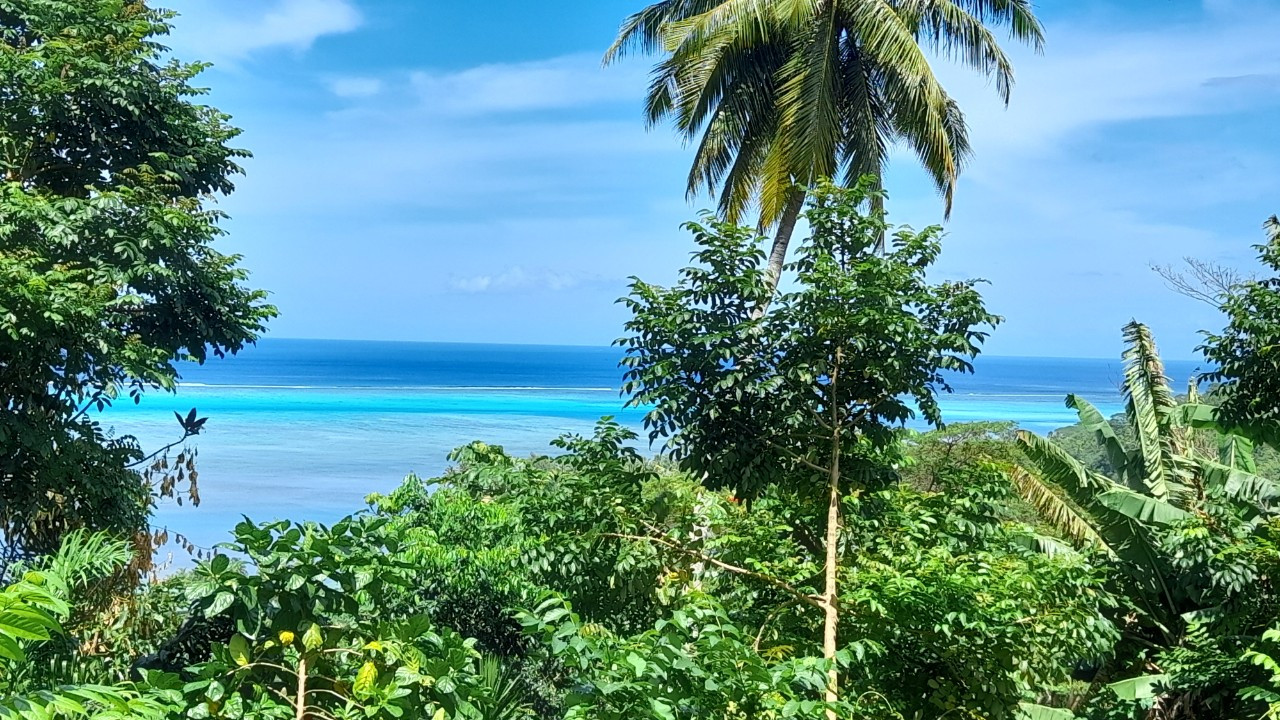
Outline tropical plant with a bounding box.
[137,515,530,720]
[505,425,1116,720]
[1014,321,1280,718]
[617,179,1000,716]
[606,0,1044,285]
[1244,625,1280,719]
[366,421,733,717]
[520,591,845,720]
[0,532,173,720]
[0,0,275,569]
[1202,214,1280,443]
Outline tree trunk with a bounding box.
[822,347,843,720]
[763,190,807,296]
[295,654,308,720]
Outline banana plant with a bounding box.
[1014,322,1278,639]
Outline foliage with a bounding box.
[1244,624,1280,718]
[620,178,999,501]
[1202,215,1280,443]
[366,422,692,716]
[0,0,276,567]
[1015,322,1280,718]
[0,531,170,690]
[520,592,844,720]
[134,515,524,720]
[606,0,1044,281]
[618,178,1019,714]
[0,532,172,720]
[487,423,1118,720]
[842,466,1119,719]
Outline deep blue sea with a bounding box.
[107,339,1204,555]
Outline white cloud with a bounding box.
[934,10,1280,162]
[169,0,362,62]
[206,7,1279,353]
[448,267,603,294]
[408,54,644,115]
[223,53,671,217]
[329,76,384,98]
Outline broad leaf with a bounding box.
[1096,488,1190,526]
[1108,674,1168,701]
[1121,322,1178,501]
[1066,394,1130,476]
[1019,703,1075,720]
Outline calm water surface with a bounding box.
[107,339,1204,552]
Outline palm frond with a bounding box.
[476,654,532,719]
[1015,430,1117,506]
[879,64,965,215]
[608,0,1040,243]
[897,0,1018,101]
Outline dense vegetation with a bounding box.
[2,2,1278,720]
[0,0,275,569]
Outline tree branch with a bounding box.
[764,437,831,475]
[754,597,803,651]
[128,429,194,470]
[604,531,825,611]
[1152,258,1252,308]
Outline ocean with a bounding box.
[106,339,1205,554]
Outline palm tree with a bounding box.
[606,0,1044,288]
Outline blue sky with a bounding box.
[163,0,1280,359]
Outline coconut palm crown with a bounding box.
[606,0,1044,283]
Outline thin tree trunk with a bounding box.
[295,654,308,720]
[822,346,843,720]
[763,190,807,296]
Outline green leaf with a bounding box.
[229,634,251,666]
[209,554,230,574]
[1066,394,1130,475]
[1095,488,1190,525]
[354,661,378,697]
[1108,674,1168,701]
[625,651,647,677]
[1019,704,1075,720]
[302,622,324,652]
[205,591,235,618]
[1121,322,1178,501]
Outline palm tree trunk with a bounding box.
[763,190,807,295]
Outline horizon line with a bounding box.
[245,336,1208,365]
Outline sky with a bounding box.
[161,0,1280,359]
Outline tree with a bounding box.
[1152,256,1253,308]
[1015,322,1280,718]
[512,423,1116,720]
[0,0,276,566]
[616,179,1000,717]
[1202,215,1280,442]
[606,0,1043,286]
